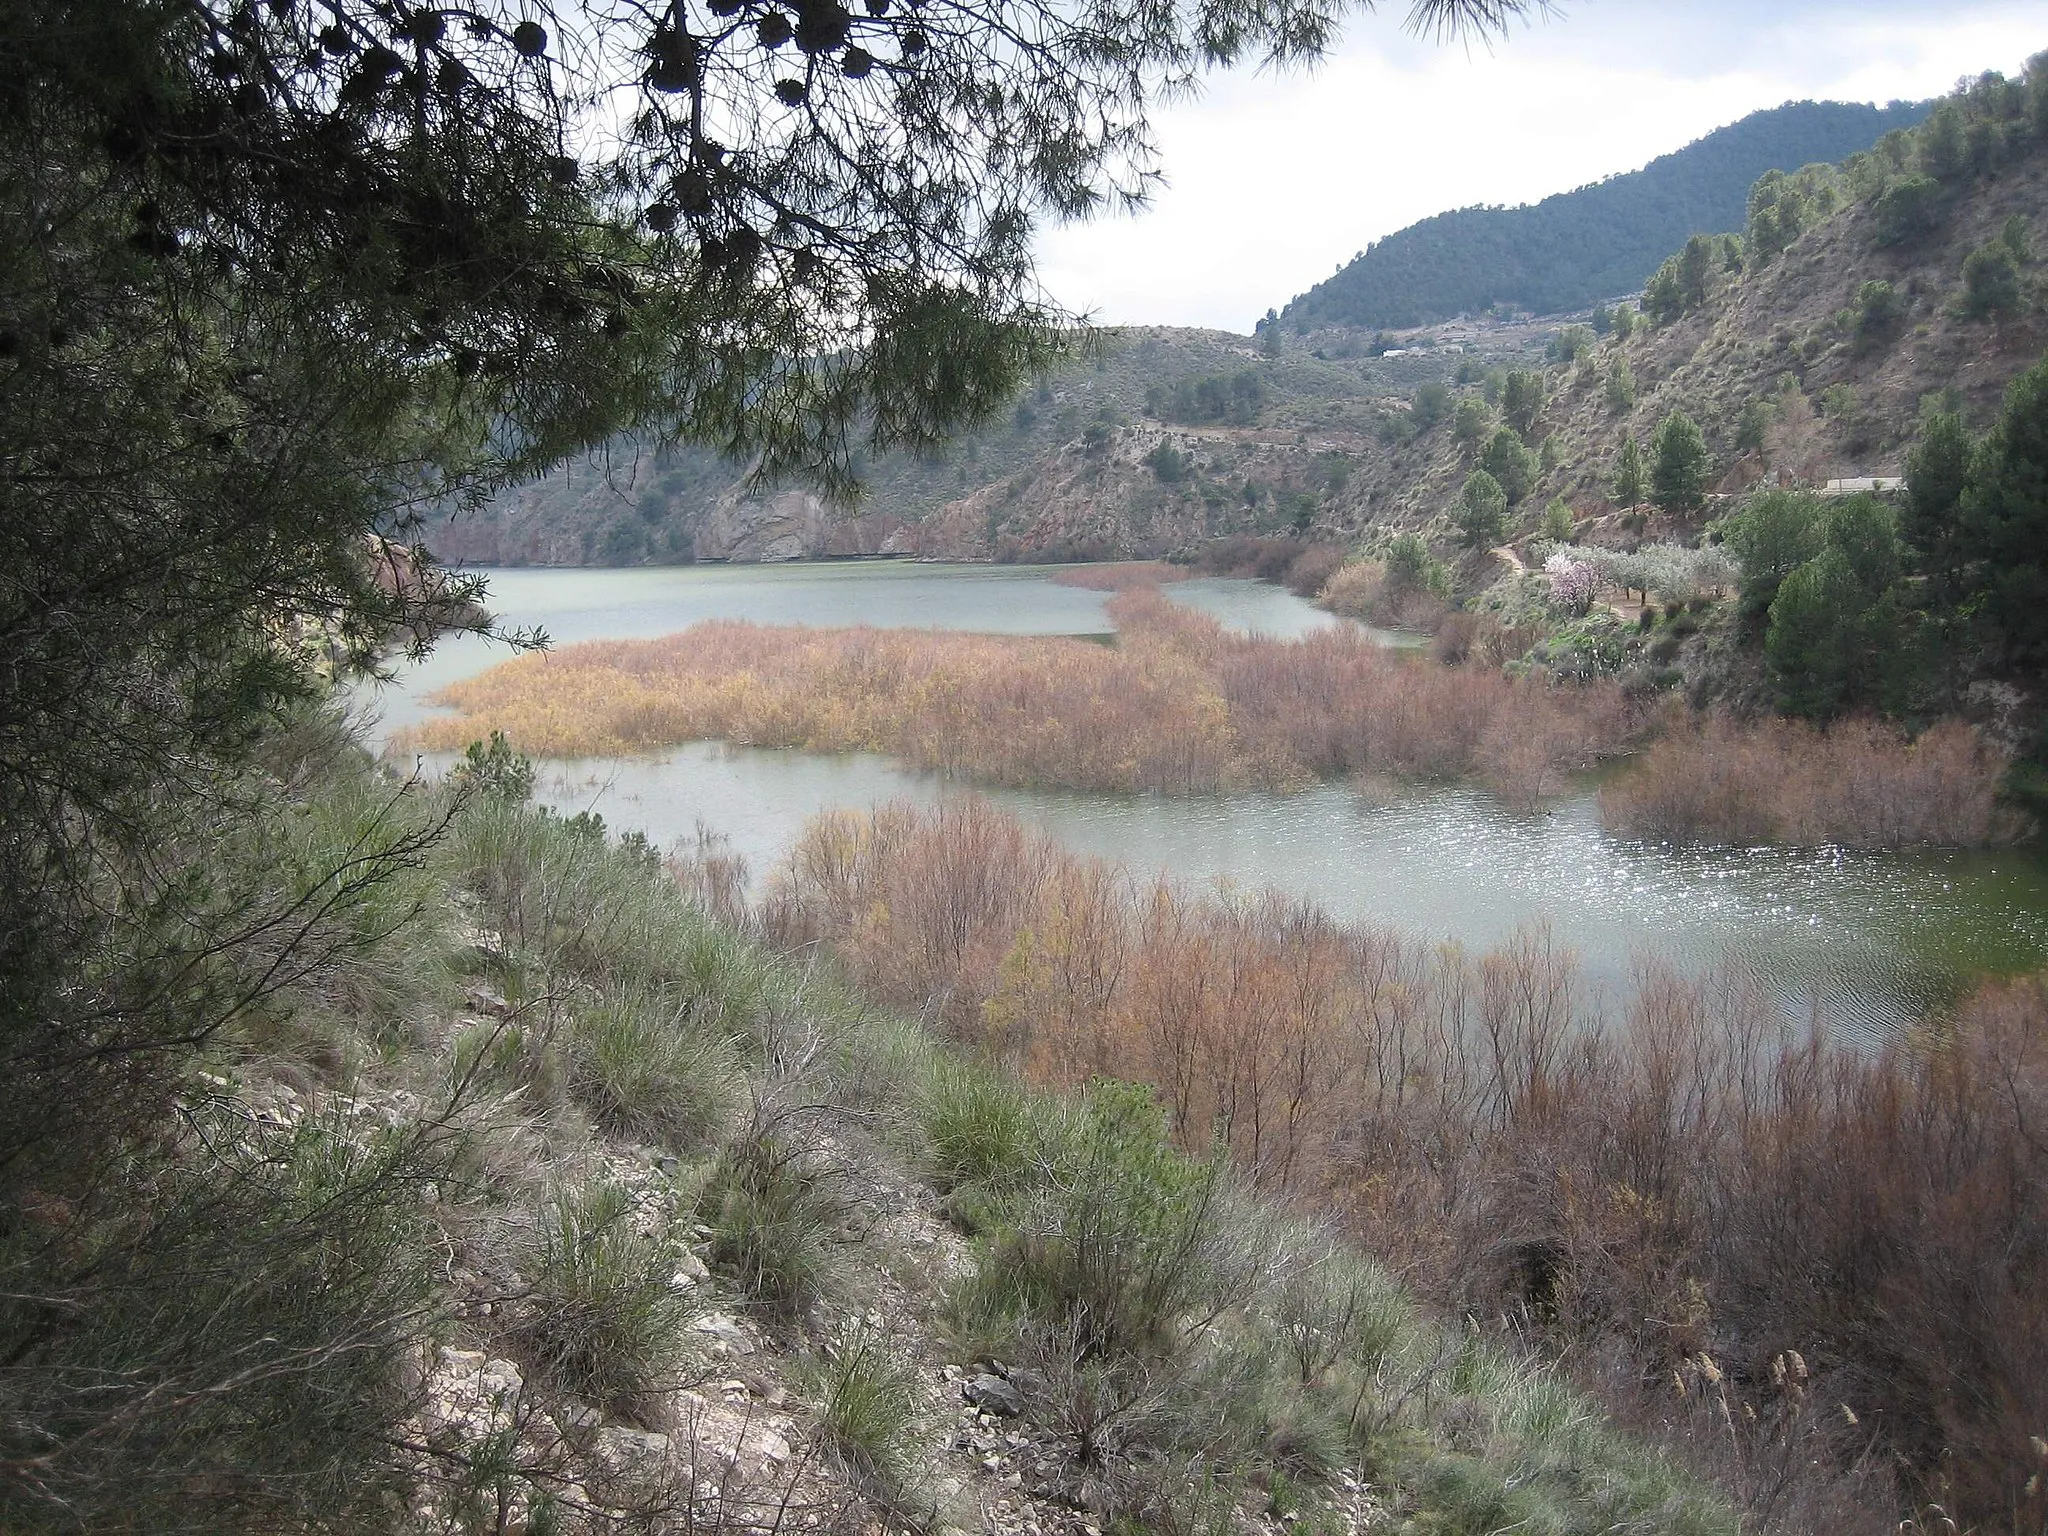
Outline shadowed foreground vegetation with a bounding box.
[414,588,2019,846]
[765,796,2048,1529]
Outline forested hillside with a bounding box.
[886,67,2048,572]
[1275,99,1929,332]
[434,98,1963,572]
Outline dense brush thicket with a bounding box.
[766,795,2048,1530]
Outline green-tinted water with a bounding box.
[372,563,2048,1037]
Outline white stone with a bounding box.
[593,1427,674,1480]
[693,1310,756,1355]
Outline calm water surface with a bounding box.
[371,563,2048,1037]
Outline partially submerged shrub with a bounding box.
[1600,714,2018,848]
[412,589,1625,796]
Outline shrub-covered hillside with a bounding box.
[1274,99,1930,332]
[0,713,1746,1536]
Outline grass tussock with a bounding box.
[1600,713,2023,847]
[409,590,1634,804]
[511,1178,700,1414]
[771,795,2048,1528]
[699,1096,849,1325]
[919,1075,1734,1535]
[799,1328,931,1515]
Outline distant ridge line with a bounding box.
[1274,97,1932,331]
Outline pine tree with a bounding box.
[1650,410,1710,514]
[1612,437,1648,507]
[1959,356,2048,669]
[1604,358,1637,413]
[1455,470,1509,547]
[1903,411,1974,594]
[1481,427,1538,505]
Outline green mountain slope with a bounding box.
[1276,99,1930,332]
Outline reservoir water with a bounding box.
[369,563,2048,1038]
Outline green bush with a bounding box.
[947,1080,1234,1360]
[1871,174,1945,246]
[700,1112,846,1322]
[568,985,742,1148]
[1959,240,2023,320]
[513,1178,698,1411]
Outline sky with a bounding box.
[1031,1,2045,333]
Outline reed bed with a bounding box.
[1600,714,2023,848]
[412,590,1637,804]
[1046,561,1189,590]
[763,796,2048,1529]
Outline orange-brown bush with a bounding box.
[1046,561,1189,591]
[410,591,1636,801]
[764,797,2048,1529]
[1317,558,1450,632]
[1600,714,2023,848]
[1185,535,1346,597]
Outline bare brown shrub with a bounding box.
[1317,558,1450,632]
[1047,562,1189,591]
[1185,535,1347,595]
[764,797,2048,1530]
[1601,714,2023,848]
[410,591,1636,802]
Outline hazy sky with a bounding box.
[1032,1,2044,332]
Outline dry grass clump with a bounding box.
[765,795,2048,1529]
[1600,714,2022,848]
[1048,561,1189,590]
[409,590,1635,803]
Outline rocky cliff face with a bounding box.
[691,489,917,562]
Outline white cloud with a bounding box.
[1031,4,2043,332]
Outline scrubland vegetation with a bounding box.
[764,795,2048,1531]
[0,715,1748,1535]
